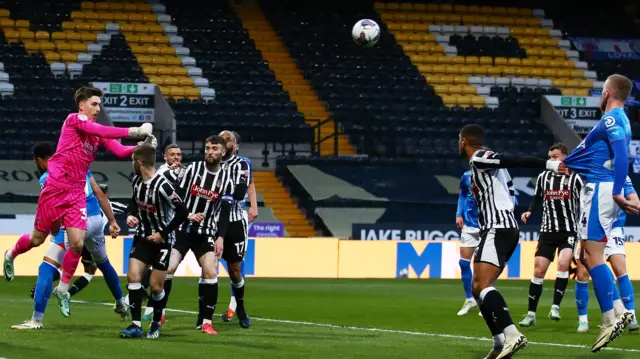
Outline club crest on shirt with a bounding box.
[604,116,615,128]
[78,114,88,121]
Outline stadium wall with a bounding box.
[2,236,639,280]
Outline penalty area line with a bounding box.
[72,300,640,353]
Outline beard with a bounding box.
[205,157,220,167]
[600,94,609,113]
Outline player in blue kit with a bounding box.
[574,176,638,333]
[563,74,636,352]
[11,142,127,329]
[455,170,480,316]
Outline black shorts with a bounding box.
[128,236,172,271]
[222,220,248,264]
[535,232,577,261]
[80,246,95,266]
[174,231,214,260]
[475,228,520,270]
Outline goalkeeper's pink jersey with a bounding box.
[46,113,133,189]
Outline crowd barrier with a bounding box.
[1,236,639,280]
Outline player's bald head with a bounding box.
[219,130,236,144]
[604,74,632,101]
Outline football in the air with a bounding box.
[352,19,380,47]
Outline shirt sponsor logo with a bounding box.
[544,189,571,200]
[190,184,219,201]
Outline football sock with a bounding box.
[200,278,219,324]
[459,258,473,300]
[33,261,57,322]
[617,274,636,312]
[527,277,544,314]
[575,280,589,317]
[589,264,615,325]
[69,273,93,296]
[10,233,33,259]
[96,258,123,300]
[552,271,569,307]
[128,282,143,327]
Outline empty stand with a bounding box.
[164,1,312,144]
[234,3,356,156]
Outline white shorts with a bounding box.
[48,215,106,264]
[604,227,626,260]
[460,225,480,248]
[579,182,622,242]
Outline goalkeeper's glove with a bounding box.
[128,123,153,137]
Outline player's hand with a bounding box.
[249,207,259,223]
[188,212,205,223]
[171,162,181,169]
[109,221,121,238]
[613,194,640,215]
[214,237,224,259]
[455,216,464,229]
[147,232,164,243]
[521,211,531,224]
[126,215,139,228]
[129,123,153,137]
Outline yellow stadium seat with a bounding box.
[44,51,60,62]
[4,30,19,42]
[479,56,492,66]
[84,12,98,21]
[437,56,452,65]
[557,69,572,78]
[393,13,408,22]
[580,79,594,88]
[75,22,91,32]
[413,3,426,11]
[108,3,124,11]
[575,89,590,96]
[130,44,145,54]
[448,56,463,65]
[552,49,566,58]
[562,60,575,68]
[520,58,536,67]
[19,30,34,41]
[465,56,479,65]
[148,25,163,34]
[388,23,402,31]
[542,69,557,78]
[426,4,438,12]
[80,2,94,10]
[0,9,9,17]
[457,96,472,107]
[123,3,138,12]
[154,35,169,44]
[400,3,413,11]
[471,96,485,108]
[170,86,186,98]
[158,86,170,96]
[0,18,15,27]
[38,41,54,51]
[410,54,424,63]
[562,88,575,96]
[147,75,161,84]
[23,40,38,52]
[442,95,456,107]
[453,75,467,84]
[425,55,441,64]
[120,23,135,33]
[65,32,81,42]
[514,18,528,27]
[403,43,417,53]
[179,77,195,87]
[55,41,72,52]
[15,19,30,28]
[548,59,561,68]
[137,55,153,65]
[81,33,96,42]
[165,57,181,66]
[545,38,559,47]
[539,48,553,58]
[473,66,488,76]
[518,37,533,47]
[94,2,109,11]
[125,34,141,43]
[407,14,421,22]
[571,69,585,78]
[502,66,516,77]
[527,48,541,57]
[526,18,540,26]
[565,79,579,88]
[440,4,453,12]
[509,27,525,36]
[138,35,154,44]
[516,67,531,77]
[129,14,145,23]
[417,64,430,73]
[459,66,474,76]
[463,85,477,95]
[507,58,521,66]
[61,52,77,62]
[424,74,437,83]
[152,57,167,65]
[134,24,152,33]
[185,87,200,100]
[145,46,160,55]
[143,66,159,76]
[163,76,179,86]
[413,44,427,53]
[157,66,173,76]
[446,65,461,75]
[419,13,433,22]
[137,3,152,12]
[98,13,114,22]
[531,38,545,47]
[35,31,49,41]
[455,5,468,13]
[434,84,448,94]
[553,79,567,88]
[480,6,493,14]
[441,75,455,84]
[62,22,75,31]
[519,8,533,16]
[487,66,501,76]
[432,65,446,74]
[71,43,86,52]
[506,7,520,16]
[530,68,543,77]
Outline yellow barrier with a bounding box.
[1,236,639,279]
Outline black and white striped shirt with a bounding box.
[221,155,251,222]
[128,172,185,245]
[178,161,234,236]
[469,149,518,230]
[530,171,583,232]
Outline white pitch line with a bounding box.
[72,300,640,353]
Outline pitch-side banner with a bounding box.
[4,236,640,280]
[93,82,155,123]
[352,223,542,241]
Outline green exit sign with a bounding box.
[560,96,587,106]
